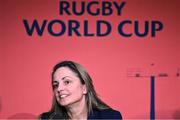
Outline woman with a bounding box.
[40,61,122,119]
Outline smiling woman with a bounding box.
[39,61,122,120]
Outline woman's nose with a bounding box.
[57,83,65,92]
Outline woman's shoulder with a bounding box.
[39,112,51,119]
[39,112,65,119]
[88,108,122,119]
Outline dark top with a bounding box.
[40,108,122,119]
[88,108,122,119]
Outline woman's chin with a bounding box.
[58,100,71,107]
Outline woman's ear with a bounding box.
[82,85,87,94]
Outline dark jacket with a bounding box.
[40,108,122,119]
[88,108,122,119]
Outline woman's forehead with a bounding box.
[53,67,77,79]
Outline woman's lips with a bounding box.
[59,94,69,99]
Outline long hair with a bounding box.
[47,61,110,119]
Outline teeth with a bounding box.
[60,95,68,98]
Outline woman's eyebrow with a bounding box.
[52,80,59,84]
[62,76,73,80]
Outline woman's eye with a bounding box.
[52,84,58,89]
[64,80,71,85]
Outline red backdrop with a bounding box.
[0,0,180,119]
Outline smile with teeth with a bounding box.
[59,94,69,99]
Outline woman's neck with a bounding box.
[66,96,88,119]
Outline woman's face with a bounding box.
[52,67,87,107]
